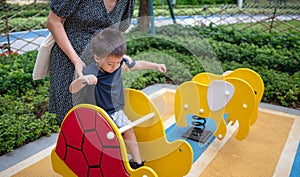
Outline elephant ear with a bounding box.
[224,77,256,140]
[225,68,264,125]
[207,80,235,111]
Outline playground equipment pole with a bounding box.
[148,0,156,35]
[166,0,176,24]
[148,0,176,35]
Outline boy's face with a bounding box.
[94,55,123,73]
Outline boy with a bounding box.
[69,28,166,169]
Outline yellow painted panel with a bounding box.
[123,89,193,177]
[51,148,77,177]
[224,77,255,140]
[226,68,264,125]
[174,81,227,140]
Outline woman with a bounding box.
[47,0,135,123]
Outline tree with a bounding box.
[138,0,150,31]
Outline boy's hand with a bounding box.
[82,75,98,85]
[69,74,97,93]
[156,64,167,73]
[122,63,130,72]
[122,55,133,72]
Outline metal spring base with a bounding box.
[182,115,213,143]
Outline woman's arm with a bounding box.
[46,10,85,76]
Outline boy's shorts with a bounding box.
[110,110,132,128]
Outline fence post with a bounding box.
[269,7,277,33]
[4,13,11,52]
[237,0,243,9]
[166,0,176,24]
[148,0,156,36]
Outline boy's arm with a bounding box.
[131,60,167,73]
[69,75,97,93]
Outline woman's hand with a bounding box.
[74,59,86,77]
[47,10,85,75]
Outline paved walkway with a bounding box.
[0,84,299,177]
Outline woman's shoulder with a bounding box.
[50,0,82,18]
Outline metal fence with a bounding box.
[1,0,299,55]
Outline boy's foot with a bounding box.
[129,160,144,169]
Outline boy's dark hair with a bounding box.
[91,28,126,59]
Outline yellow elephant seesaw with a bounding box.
[51,88,193,177]
[175,68,264,141]
[51,68,264,177]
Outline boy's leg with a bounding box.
[123,128,142,164]
[123,128,145,169]
[110,110,144,168]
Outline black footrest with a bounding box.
[182,127,213,143]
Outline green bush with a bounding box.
[0,51,44,95]
[222,61,300,108]
[210,40,299,75]
[126,25,300,108]
[0,17,47,32]
[195,26,300,50]
[0,3,49,18]
[0,51,58,155]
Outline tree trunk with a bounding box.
[138,0,150,31]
